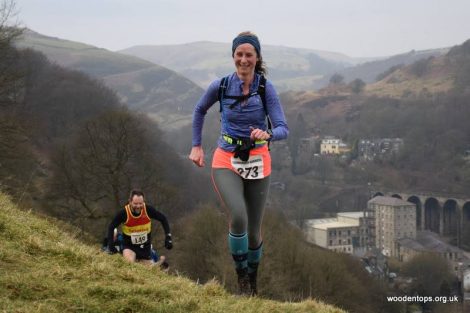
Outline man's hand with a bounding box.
[105,245,118,254]
[165,234,173,250]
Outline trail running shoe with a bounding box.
[249,270,258,296]
[236,268,251,295]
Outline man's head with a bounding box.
[129,189,145,212]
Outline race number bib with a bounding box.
[231,155,264,179]
[130,232,148,245]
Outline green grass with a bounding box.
[0,194,345,313]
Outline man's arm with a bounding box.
[147,206,172,249]
[107,210,126,250]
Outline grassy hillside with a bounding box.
[0,193,345,313]
[364,39,470,98]
[365,53,454,97]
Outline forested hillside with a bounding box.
[269,39,470,220]
[1,31,213,234]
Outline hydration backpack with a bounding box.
[217,75,272,136]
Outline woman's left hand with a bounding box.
[250,127,271,141]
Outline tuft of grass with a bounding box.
[0,193,345,313]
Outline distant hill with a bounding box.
[14,29,203,129]
[366,39,470,97]
[120,42,455,92]
[0,193,344,313]
[285,40,468,99]
[15,30,152,77]
[318,48,450,87]
[120,41,363,91]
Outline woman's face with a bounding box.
[233,43,259,77]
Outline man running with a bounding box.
[106,189,173,265]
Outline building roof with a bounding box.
[337,212,365,219]
[397,231,461,253]
[313,220,359,230]
[305,218,337,226]
[368,196,414,206]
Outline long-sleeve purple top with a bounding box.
[192,72,288,151]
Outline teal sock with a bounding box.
[228,232,248,269]
[248,242,263,274]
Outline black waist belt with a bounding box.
[222,135,267,146]
[222,134,266,162]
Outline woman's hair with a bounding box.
[235,31,268,76]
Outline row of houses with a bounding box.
[271,137,404,171]
[358,138,404,161]
[301,136,404,159]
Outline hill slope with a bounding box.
[365,39,470,97]
[334,48,449,85]
[14,29,203,129]
[15,29,153,78]
[0,194,344,313]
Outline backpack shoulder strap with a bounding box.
[218,75,229,112]
[258,75,272,132]
[258,75,267,108]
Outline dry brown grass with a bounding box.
[0,194,346,313]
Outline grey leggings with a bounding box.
[212,168,270,248]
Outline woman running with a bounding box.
[189,31,288,296]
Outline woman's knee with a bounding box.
[230,216,247,234]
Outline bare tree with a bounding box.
[0,0,21,44]
[0,0,36,200]
[0,0,23,106]
[47,109,167,219]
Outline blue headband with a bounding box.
[232,35,261,57]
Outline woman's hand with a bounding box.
[250,127,271,141]
[189,146,205,167]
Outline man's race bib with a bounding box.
[130,232,148,245]
[231,154,264,179]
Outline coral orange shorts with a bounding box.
[212,145,271,179]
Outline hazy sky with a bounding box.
[14,0,470,58]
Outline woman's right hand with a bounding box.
[189,146,205,167]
